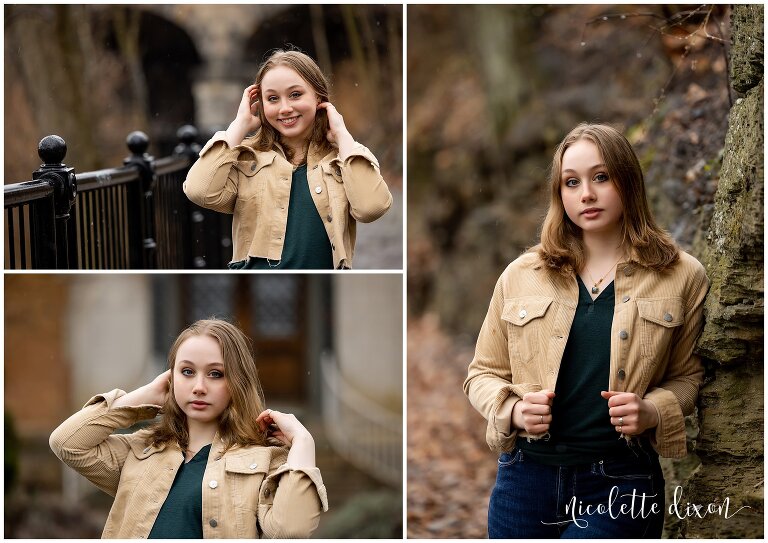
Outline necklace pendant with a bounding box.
[591,286,600,294]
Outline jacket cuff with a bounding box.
[265,464,329,512]
[494,395,519,438]
[644,386,687,458]
[83,389,162,424]
[486,386,521,453]
[198,131,255,158]
[334,142,380,170]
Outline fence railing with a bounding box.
[320,352,402,487]
[4,126,233,269]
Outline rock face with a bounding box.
[682,5,764,538]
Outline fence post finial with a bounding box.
[32,135,76,269]
[124,130,157,268]
[174,124,201,162]
[33,135,77,220]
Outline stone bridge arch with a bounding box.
[141,5,292,132]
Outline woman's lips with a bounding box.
[581,208,602,218]
[190,401,210,410]
[278,116,300,127]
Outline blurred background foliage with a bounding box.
[407,4,730,338]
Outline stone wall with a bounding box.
[681,4,764,538]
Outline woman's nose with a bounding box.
[580,182,596,202]
[192,376,206,394]
[278,99,292,114]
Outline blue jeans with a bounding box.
[488,443,665,538]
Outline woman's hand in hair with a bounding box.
[225,84,262,148]
[601,391,660,435]
[511,390,555,434]
[317,102,355,152]
[256,409,316,468]
[256,409,313,447]
[112,370,171,408]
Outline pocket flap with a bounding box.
[501,296,553,326]
[637,298,684,327]
[225,451,270,475]
[235,154,275,178]
[320,162,343,182]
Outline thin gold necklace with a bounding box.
[586,259,620,294]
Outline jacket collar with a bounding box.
[131,431,228,460]
[272,140,335,169]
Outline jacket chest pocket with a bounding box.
[636,298,684,362]
[235,159,273,202]
[501,296,553,365]
[225,455,268,512]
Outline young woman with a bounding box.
[464,123,709,538]
[184,49,392,269]
[50,319,327,539]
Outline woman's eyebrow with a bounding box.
[561,163,608,174]
[177,359,224,368]
[262,84,306,93]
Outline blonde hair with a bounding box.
[146,319,268,453]
[252,49,334,162]
[538,123,679,274]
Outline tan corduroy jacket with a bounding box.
[49,389,328,539]
[464,249,709,459]
[183,133,392,269]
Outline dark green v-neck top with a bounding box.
[148,444,211,539]
[518,278,632,465]
[229,163,334,270]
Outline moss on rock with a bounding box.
[678,7,764,538]
[730,5,764,93]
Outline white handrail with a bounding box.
[319,352,402,486]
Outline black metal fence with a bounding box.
[4,126,233,269]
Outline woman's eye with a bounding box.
[290,91,302,99]
[267,96,278,102]
[209,371,224,379]
[595,173,609,182]
[180,368,194,376]
[564,178,579,187]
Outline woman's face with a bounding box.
[173,334,231,426]
[559,139,623,235]
[260,65,320,149]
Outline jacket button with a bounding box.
[209,480,218,489]
[519,309,527,319]
[250,164,257,172]
[249,463,258,470]
[619,330,628,340]
[622,295,630,303]
[331,243,335,251]
[327,215,332,222]
[315,186,322,194]
[209,519,218,528]
[617,368,626,380]
[663,313,673,322]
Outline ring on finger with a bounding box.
[540,415,544,425]
[619,416,624,425]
